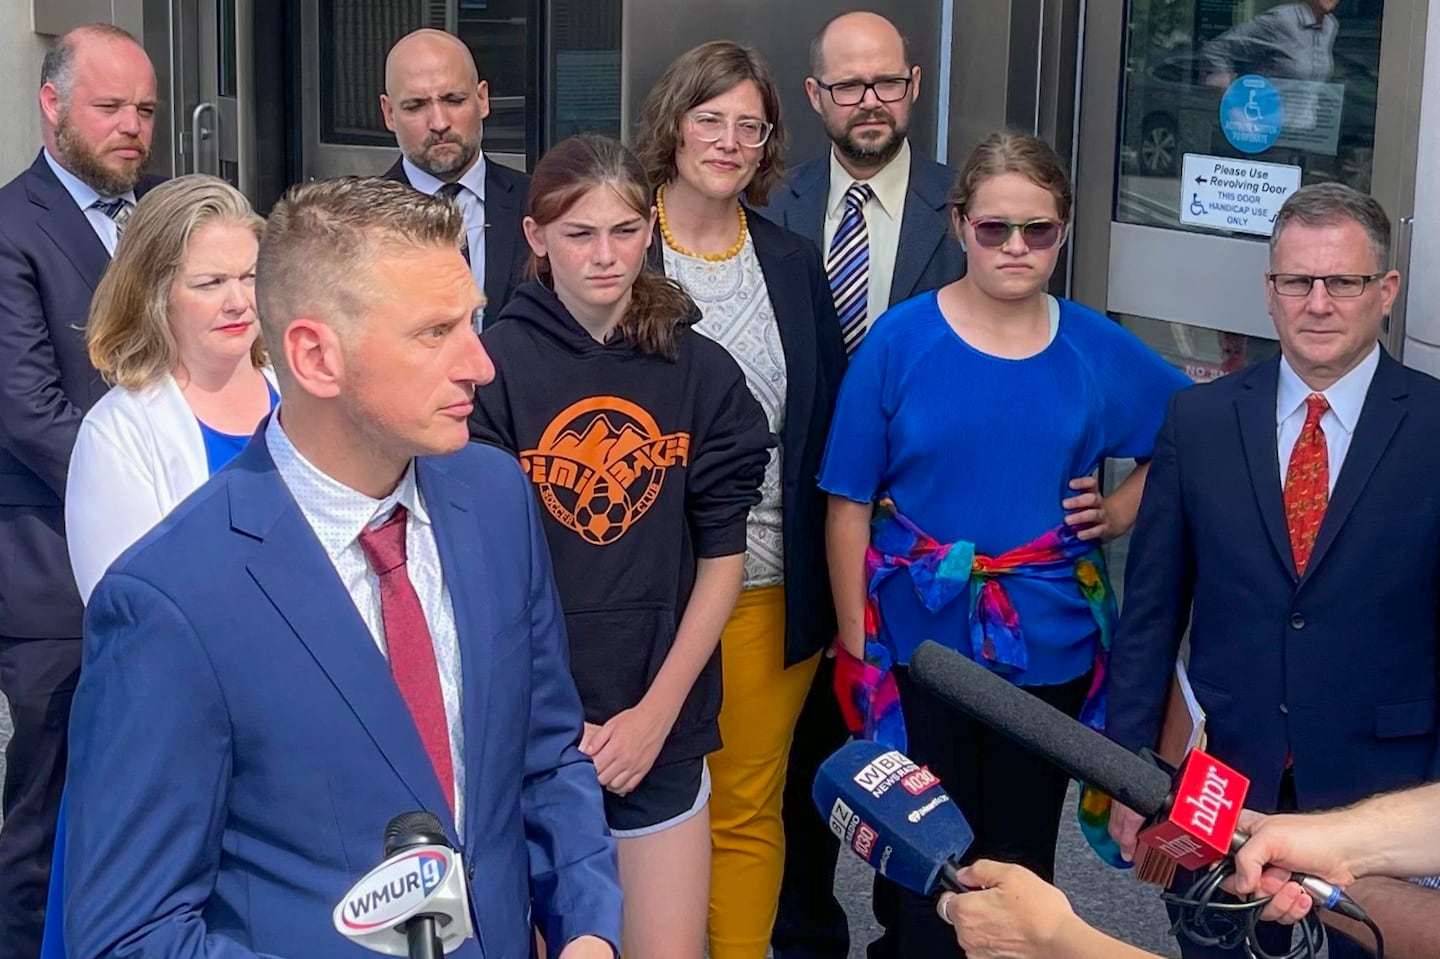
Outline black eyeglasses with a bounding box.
[813,74,914,106]
[1267,273,1387,297]
[964,217,1066,251]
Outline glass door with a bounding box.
[1071,0,1426,373]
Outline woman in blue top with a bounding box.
[820,131,1190,957]
[43,175,277,959]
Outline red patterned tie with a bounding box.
[358,506,455,811]
[1283,393,1330,576]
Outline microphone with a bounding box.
[812,739,975,896]
[333,811,475,957]
[907,641,1362,918]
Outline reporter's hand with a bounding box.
[1231,809,1359,898]
[942,860,1081,959]
[582,704,672,796]
[1062,476,1111,541]
[1108,801,1146,863]
[556,934,615,958]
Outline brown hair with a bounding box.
[256,176,467,381]
[949,131,1074,225]
[87,174,265,390]
[528,134,695,361]
[636,40,786,207]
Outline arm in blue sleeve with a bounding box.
[1106,394,1195,755]
[64,575,284,959]
[517,465,622,956]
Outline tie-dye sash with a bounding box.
[831,496,1129,865]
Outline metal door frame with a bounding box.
[1071,0,1428,352]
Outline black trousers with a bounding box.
[0,636,80,959]
[772,654,852,959]
[869,665,1092,959]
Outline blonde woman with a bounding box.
[65,173,275,602]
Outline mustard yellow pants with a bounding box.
[706,585,822,959]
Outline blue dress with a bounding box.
[818,291,1191,685]
[41,385,278,959]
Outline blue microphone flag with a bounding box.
[813,740,974,896]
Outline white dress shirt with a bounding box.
[1276,344,1380,495]
[267,415,467,832]
[42,148,136,255]
[822,138,912,329]
[403,155,488,312]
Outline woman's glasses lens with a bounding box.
[970,219,1063,250]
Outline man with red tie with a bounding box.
[1105,182,1440,959]
[60,177,621,959]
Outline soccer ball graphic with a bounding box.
[571,475,631,545]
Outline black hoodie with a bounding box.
[472,281,773,764]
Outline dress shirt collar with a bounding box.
[826,138,911,220]
[42,147,137,211]
[403,153,487,204]
[266,413,431,562]
[1276,343,1379,436]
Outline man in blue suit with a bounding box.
[763,13,964,959]
[0,23,161,959]
[62,178,621,959]
[1107,183,1440,959]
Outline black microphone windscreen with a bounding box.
[383,811,449,857]
[909,641,1172,816]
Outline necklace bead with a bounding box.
[657,184,747,262]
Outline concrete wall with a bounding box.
[0,2,48,182]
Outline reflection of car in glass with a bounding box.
[1121,45,1377,190]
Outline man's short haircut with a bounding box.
[808,12,913,79]
[255,177,465,377]
[41,23,141,97]
[1270,182,1392,268]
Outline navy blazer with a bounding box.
[1108,352,1440,812]
[0,151,163,638]
[63,430,622,959]
[756,148,966,307]
[381,155,530,324]
[651,214,846,665]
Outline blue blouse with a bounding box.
[818,291,1191,684]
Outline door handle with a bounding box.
[191,102,217,174]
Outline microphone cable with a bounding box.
[1160,857,1385,959]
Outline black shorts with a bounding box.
[603,756,710,836]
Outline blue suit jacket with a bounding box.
[0,150,163,638]
[1108,353,1440,812]
[755,148,966,307]
[63,430,621,959]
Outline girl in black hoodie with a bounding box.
[470,135,772,959]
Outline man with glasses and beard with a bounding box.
[380,28,530,326]
[759,12,965,959]
[0,22,163,959]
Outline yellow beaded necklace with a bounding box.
[656,184,747,262]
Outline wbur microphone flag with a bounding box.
[813,740,974,896]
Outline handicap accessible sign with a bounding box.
[1220,75,1284,154]
[1179,153,1301,236]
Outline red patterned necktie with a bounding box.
[1283,393,1330,576]
[358,505,455,811]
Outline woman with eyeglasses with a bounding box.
[819,131,1190,957]
[636,40,847,959]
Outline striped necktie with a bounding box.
[93,196,132,235]
[827,182,875,354]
